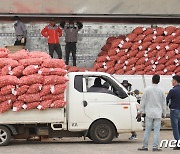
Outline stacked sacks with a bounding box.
[0,49,67,113]
[93,26,180,75]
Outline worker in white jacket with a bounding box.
[138,74,166,152]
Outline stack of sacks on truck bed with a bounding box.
[0,49,67,113]
[92,26,180,75]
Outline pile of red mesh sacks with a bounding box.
[0,49,67,113]
[92,26,180,75]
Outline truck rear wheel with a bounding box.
[90,120,115,144]
[0,126,11,146]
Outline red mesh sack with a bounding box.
[174,66,180,73]
[0,94,16,103]
[50,84,66,95]
[163,35,175,43]
[158,57,167,64]
[156,49,166,59]
[40,85,51,97]
[127,50,139,58]
[131,42,141,50]
[0,75,19,88]
[0,51,8,58]
[106,61,115,68]
[119,42,132,49]
[78,67,87,72]
[42,94,64,101]
[144,65,154,72]
[125,33,137,42]
[165,44,179,51]
[135,71,145,75]
[125,58,138,66]
[117,55,128,64]
[108,48,120,56]
[11,65,24,77]
[97,68,106,72]
[125,70,135,75]
[23,65,39,76]
[164,26,176,35]
[18,93,41,103]
[96,56,108,62]
[172,36,180,44]
[38,68,51,76]
[143,28,154,35]
[106,67,115,74]
[51,100,66,108]
[19,58,43,67]
[117,35,126,40]
[164,65,176,73]
[111,39,122,48]
[134,34,146,42]
[115,69,125,75]
[145,57,156,66]
[156,43,169,50]
[135,50,147,58]
[0,48,9,54]
[26,84,42,94]
[101,43,111,51]
[98,50,108,57]
[44,75,68,85]
[16,85,29,96]
[37,100,53,110]
[13,101,24,112]
[136,57,148,65]
[106,36,117,44]
[165,72,175,75]
[0,100,12,113]
[154,27,165,36]
[1,65,11,75]
[117,49,126,57]
[22,102,40,110]
[165,51,176,60]
[0,85,15,95]
[155,71,165,75]
[139,42,151,50]
[165,57,177,66]
[114,63,124,71]
[132,27,146,35]
[143,34,156,42]
[172,28,180,37]
[93,62,103,69]
[19,74,44,86]
[50,68,67,76]
[8,50,29,60]
[29,51,51,59]
[153,36,164,43]
[147,50,157,58]
[134,65,145,71]
[145,71,155,75]
[41,59,65,68]
[156,64,165,71]
[109,55,118,61]
[148,43,159,51]
[68,66,79,72]
[123,64,134,71]
[0,58,19,69]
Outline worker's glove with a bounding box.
[21,37,25,43]
[136,113,142,122]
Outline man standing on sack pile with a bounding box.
[13,16,27,46]
[60,19,83,66]
[41,18,63,59]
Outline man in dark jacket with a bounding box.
[41,18,63,59]
[167,75,180,150]
[60,19,83,66]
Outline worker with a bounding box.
[41,18,63,59]
[87,77,103,92]
[60,19,83,66]
[13,16,27,46]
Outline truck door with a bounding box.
[83,76,132,130]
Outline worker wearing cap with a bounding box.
[41,18,63,59]
[13,16,27,46]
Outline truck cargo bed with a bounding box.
[0,108,65,124]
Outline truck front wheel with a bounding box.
[90,120,115,144]
[0,126,11,146]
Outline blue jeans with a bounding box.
[170,109,180,141]
[143,117,161,148]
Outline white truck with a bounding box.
[0,72,142,146]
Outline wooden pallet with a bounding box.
[5,45,25,54]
